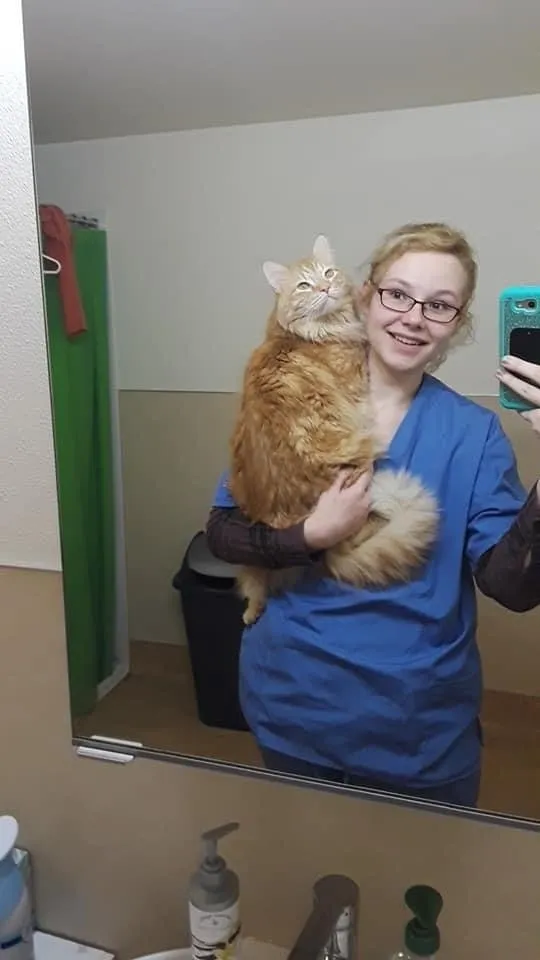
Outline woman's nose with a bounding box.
[404,303,425,325]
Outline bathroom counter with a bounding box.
[33,933,289,960]
[34,932,115,960]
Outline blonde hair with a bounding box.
[361,222,478,368]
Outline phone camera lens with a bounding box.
[528,300,537,309]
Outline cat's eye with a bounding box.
[324,269,335,279]
[297,281,311,290]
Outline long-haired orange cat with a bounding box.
[229,236,438,624]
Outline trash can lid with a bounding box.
[187,531,241,578]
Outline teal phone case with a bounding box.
[499,285,540,412]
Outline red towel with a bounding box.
[39,204,87,336]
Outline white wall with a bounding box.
[34,93,540,396]
[0,2,61,570]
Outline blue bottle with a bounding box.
[0,817,34,960]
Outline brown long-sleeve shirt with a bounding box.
[206,484,540,612]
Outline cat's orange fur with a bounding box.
[229,236,439,624]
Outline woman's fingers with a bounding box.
[497,365,540,407]
[500,356,540,427]
[307,470,373,550]
[331,471,350,491]
[501,355,540,384]
[332,469,372,493]
[346,470,372,497]
[520,408,540,434]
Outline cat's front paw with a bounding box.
[243,603,263,626]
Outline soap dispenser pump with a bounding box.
[389,884,443,960]
[189,822,241,960]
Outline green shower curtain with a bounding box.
[45,228,116,718]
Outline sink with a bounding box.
[130,941,288,960]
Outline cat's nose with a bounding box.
[318,284,330,293]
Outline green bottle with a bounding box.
[389,885,443,959]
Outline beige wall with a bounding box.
[120,391,540,695]
[2,565,539,960]
[2,5,539,959]
[118,391,239,648]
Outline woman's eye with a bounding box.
[388,289,406,300]
[297,282,311,290]
[427,300,447,312]
[324,268,335,279]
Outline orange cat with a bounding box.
[229,236,439,624]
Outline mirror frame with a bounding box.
[11,0,536,835]
[73,734,540,831]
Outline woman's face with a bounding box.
[362,251,469,375]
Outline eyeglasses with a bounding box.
[378,288,461,324]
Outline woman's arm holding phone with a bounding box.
[475,484,540,611]
[480,355,540,610]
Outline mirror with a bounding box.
[23,0,540,823]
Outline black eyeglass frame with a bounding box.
[377,287,461,324]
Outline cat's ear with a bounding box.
[263,261,289,293]
[313,235,335,266]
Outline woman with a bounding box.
[207,222,540,807]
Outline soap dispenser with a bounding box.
[389,885,443,960]
[0,817,34,960]
[189,822,241,960]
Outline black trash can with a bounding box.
[172,531,249,732]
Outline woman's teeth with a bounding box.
[390,332,426,347]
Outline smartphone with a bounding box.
[499,285,540,411]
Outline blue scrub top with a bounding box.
[212,376,526,787]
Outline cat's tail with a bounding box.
[326,469,439,586]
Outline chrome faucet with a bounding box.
[288,875,359,960]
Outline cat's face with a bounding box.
[263,236,355,338]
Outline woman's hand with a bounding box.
[304,470,372,551]
[497,355,540,503]
[498,356,540,433]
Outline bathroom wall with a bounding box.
[2,566,539,960]
[34,93,540,397]
[33,96,540,692]
[1,6,539,960]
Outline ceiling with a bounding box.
[22,0,540,144]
